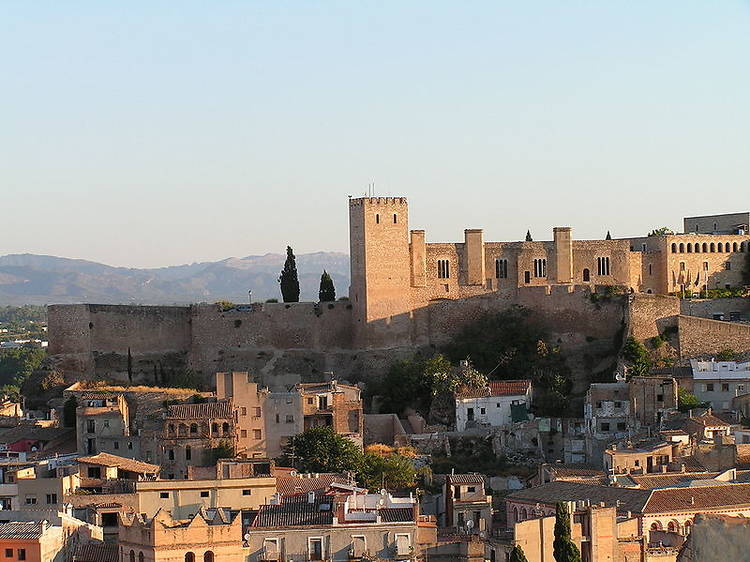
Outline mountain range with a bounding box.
[0,253,350,306]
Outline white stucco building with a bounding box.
[454,380,532,431]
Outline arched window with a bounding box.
[185,553,195,562]
[684,520,692,534]
[717,242,724,253]
[687,243,692,253]
[733,242,739,252]
[679,243,685,253]
[139,553,144,562]
[583,268,590,282]
[178,424,188,436]
[211,423,218,434]
[702,243,708,252]
[130,551,135,562]
[667,521,677,533]
[710,243,716,253]
[513,506,519,523]
[694,243,700,253]
[168,424,175,434]
[671,243,677,253]
[650,522,658,531]
[190,423,198,434]
[204,552,214,562]
[521,507,527,520]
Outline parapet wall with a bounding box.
[678,315,750,357]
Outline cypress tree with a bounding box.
[279,246,300,303]
[127,347,133,383]
[525,230,533,242]
[553,502,581,562]
[509,544,529,562]
[606,231,612,240]
[318,270,336,302]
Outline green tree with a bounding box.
[509,545,530,562]
[318,270,336,302]
[284,427,362,473]
[717,349,736,361]
[648,227,675,237]
[279,246,300,303]
[359,452,415,491]
[63,395,78,428]
[622,337,652,377]
[553,502,582,562]
[605,231,612,240]
[211,440,235,462]
[525,230,533,242]
[678,387,701,412]
[0,347,46,390]
[214,300,235,311]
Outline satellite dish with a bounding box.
[243,533,251,541]
[466,520,474,530]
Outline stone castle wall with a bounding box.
[678,315,750,357]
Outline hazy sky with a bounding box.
[2,2,749,268]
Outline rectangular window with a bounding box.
[533,258,547,278]
[185,447,192,460]
[46,494,57,504]
[480,408,486,415]
[87,467,101,479]
[524,271,531,284]
[254,407,262,417]
[264,539,279,556]
[87,420,95,433]
[241,407,247,416]
[4,549,11,557]
[704,261,709,271]
[242,489,252,496]
[114,442,119,450]
[307,397,314,405]
[308,537,323,561]
[351,536,366,558]
[285,414,294,423]
[103,420,109,428]
[24,496,36,505]
[200,491,209,498]
[437,259,450,279]
[614,401,621,408]
[617,422,626,431]
[467,486,476,493]
[657,394,664,402]
[600,423,610,432]
[597,256,611,276]
[253,429,262,440]
[160,492,169,499]
[17,550,25,561]
[241,430,247,438]
[680,262,686,271]
[722,383,730,392]
[725,262,732,271]
[495,259,508,279]
[395,534,411,556]
[706,384,714,392]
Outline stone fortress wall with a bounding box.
[46,198,750,389]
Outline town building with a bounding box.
[246,487,436,561]
[684,411,732,442]
[119,507,243,562]
[690,359,750,412]
[454,380,531,432]
[443,474,493,533]
[215,371,267,459]
[75,392,132,457]
[160,400,236,479]
[603,440,675,474]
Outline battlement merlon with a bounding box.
[348,196,408,207]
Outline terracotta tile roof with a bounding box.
[644,483,750,514]
[77,452,160,474]
[690,413,730,427]
[507,481,651,514]
[548,464,605,480]
[0,521,45,539]
[446,474,484,485]
[457,380,531,399]
[277,474,349,496]
[380,507,415,522]
[252,493,335,528]
[629,472,721,489]
[166,400,232,419]
[73,543,119,562]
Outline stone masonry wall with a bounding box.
[678,315,750,357]
[627,294,681,342]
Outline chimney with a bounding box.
[308,491,316,504]
[690,496,695,505]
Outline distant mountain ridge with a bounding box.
[0,252,350,306]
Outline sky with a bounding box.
[2,2,749,268]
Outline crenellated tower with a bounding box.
[348,197,412,345]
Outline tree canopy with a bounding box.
[553,502,581,562]
[279,246,300,303]
[284,427,363,474]
[525,230,533,242]
[647,227,674,237]
[509,545,530,562]
[318,270,336,302]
